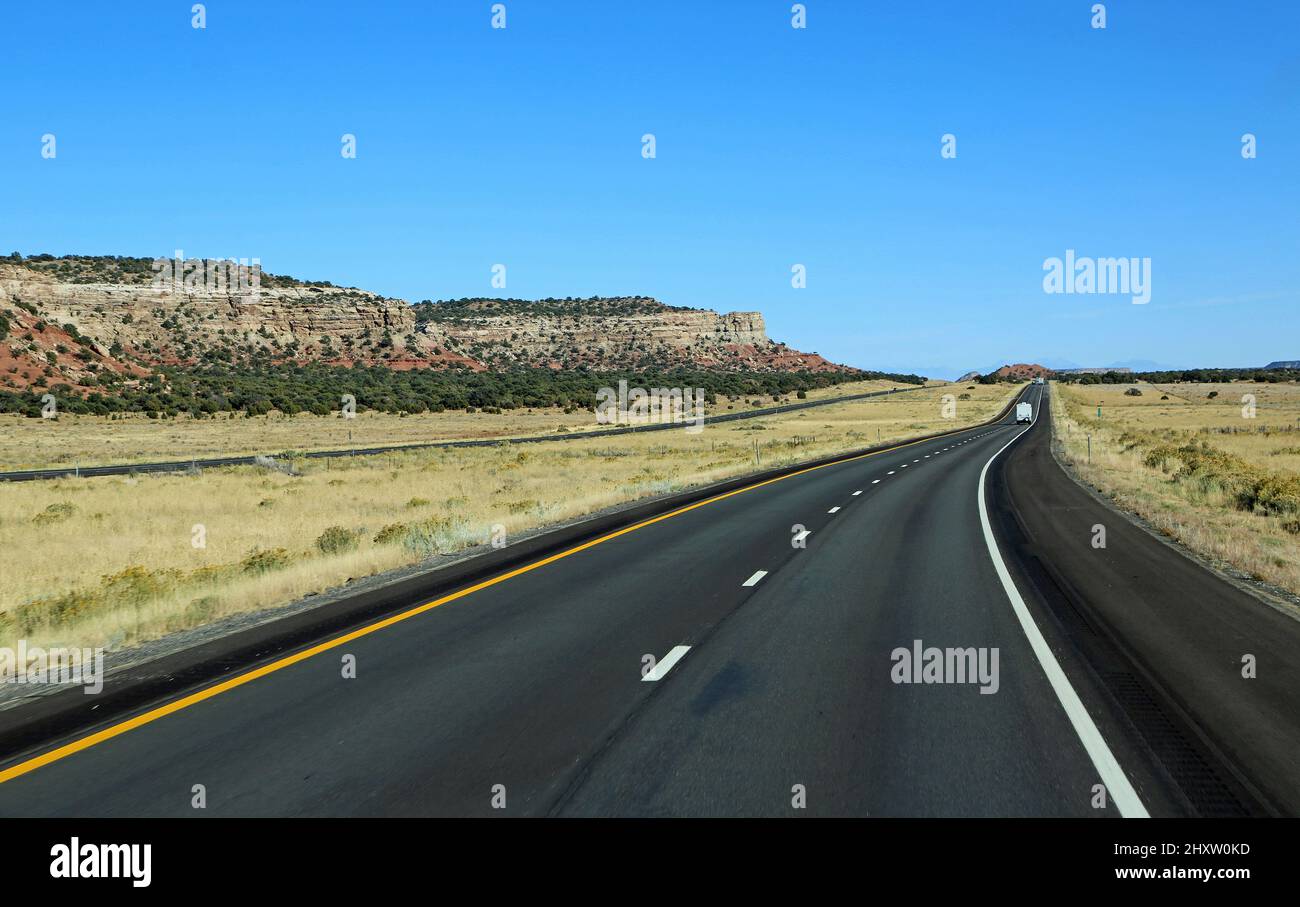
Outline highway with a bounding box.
[0,383,1233,816]
[0,383,928,482]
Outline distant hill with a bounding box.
[1105,358,1178,372]
[987,363,1052,381]
[0,254,861,396]
[1265,360,1300,369]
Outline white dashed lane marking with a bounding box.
[642,645,691,682]
[742,570,768,587]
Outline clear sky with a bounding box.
[2,0,1297,379]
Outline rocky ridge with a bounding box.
[0,256,851,393]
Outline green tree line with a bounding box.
[0,363,925,419]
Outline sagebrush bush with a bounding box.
[372,522,409,545]
[315,526,360,555]
[32,501,76,525]
[241,547,292,573]
[12,565,182,634]
[1139,440,1298,515]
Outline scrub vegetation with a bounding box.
[1052,380,1300,598]
[0,383,1014,653]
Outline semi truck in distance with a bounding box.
[1016,402,1033,424]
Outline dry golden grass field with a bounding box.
[0,381,1011,654]
[0,380,922,471]
[1052,380,1300,598]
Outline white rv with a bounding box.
[1016,402,1033,424]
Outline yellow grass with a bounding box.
[0,380,913,470]
[1051,380,1300,597]
[0,383,1012,652]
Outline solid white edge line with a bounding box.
[976,392,1148,818]
[742,569,768,587]
[642,645,691,682]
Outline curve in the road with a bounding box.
[0,384,1215,818]
[0,397,1024,792]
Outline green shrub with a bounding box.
[241,547,292,573]
[372,522,409,545]
[315,525,360,555]
[100,565,181,604]
[1242,474,1300,516]
[12,565,181,635]
[14,589,100,633]
[399,516,456,556]
[1140,439,1299,516]
[32,501,76,525]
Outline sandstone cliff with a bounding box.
[0,256,851,393]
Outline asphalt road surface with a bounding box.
[998,391,1300,816]
[0,385,1165,816]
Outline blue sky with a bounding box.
[2,0,1297,378]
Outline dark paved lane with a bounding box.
[0,385,1153,817]
[556,387,1122,816]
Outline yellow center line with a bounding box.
[0,412,1007,786]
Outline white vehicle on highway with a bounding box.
[1016,402,1033,424]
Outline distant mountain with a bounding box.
[0,254,857,394]
[1105,358,1180,372]
[1265,360,1300,369]
[990,363,1052,380]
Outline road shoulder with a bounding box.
[989,389,1297,816]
